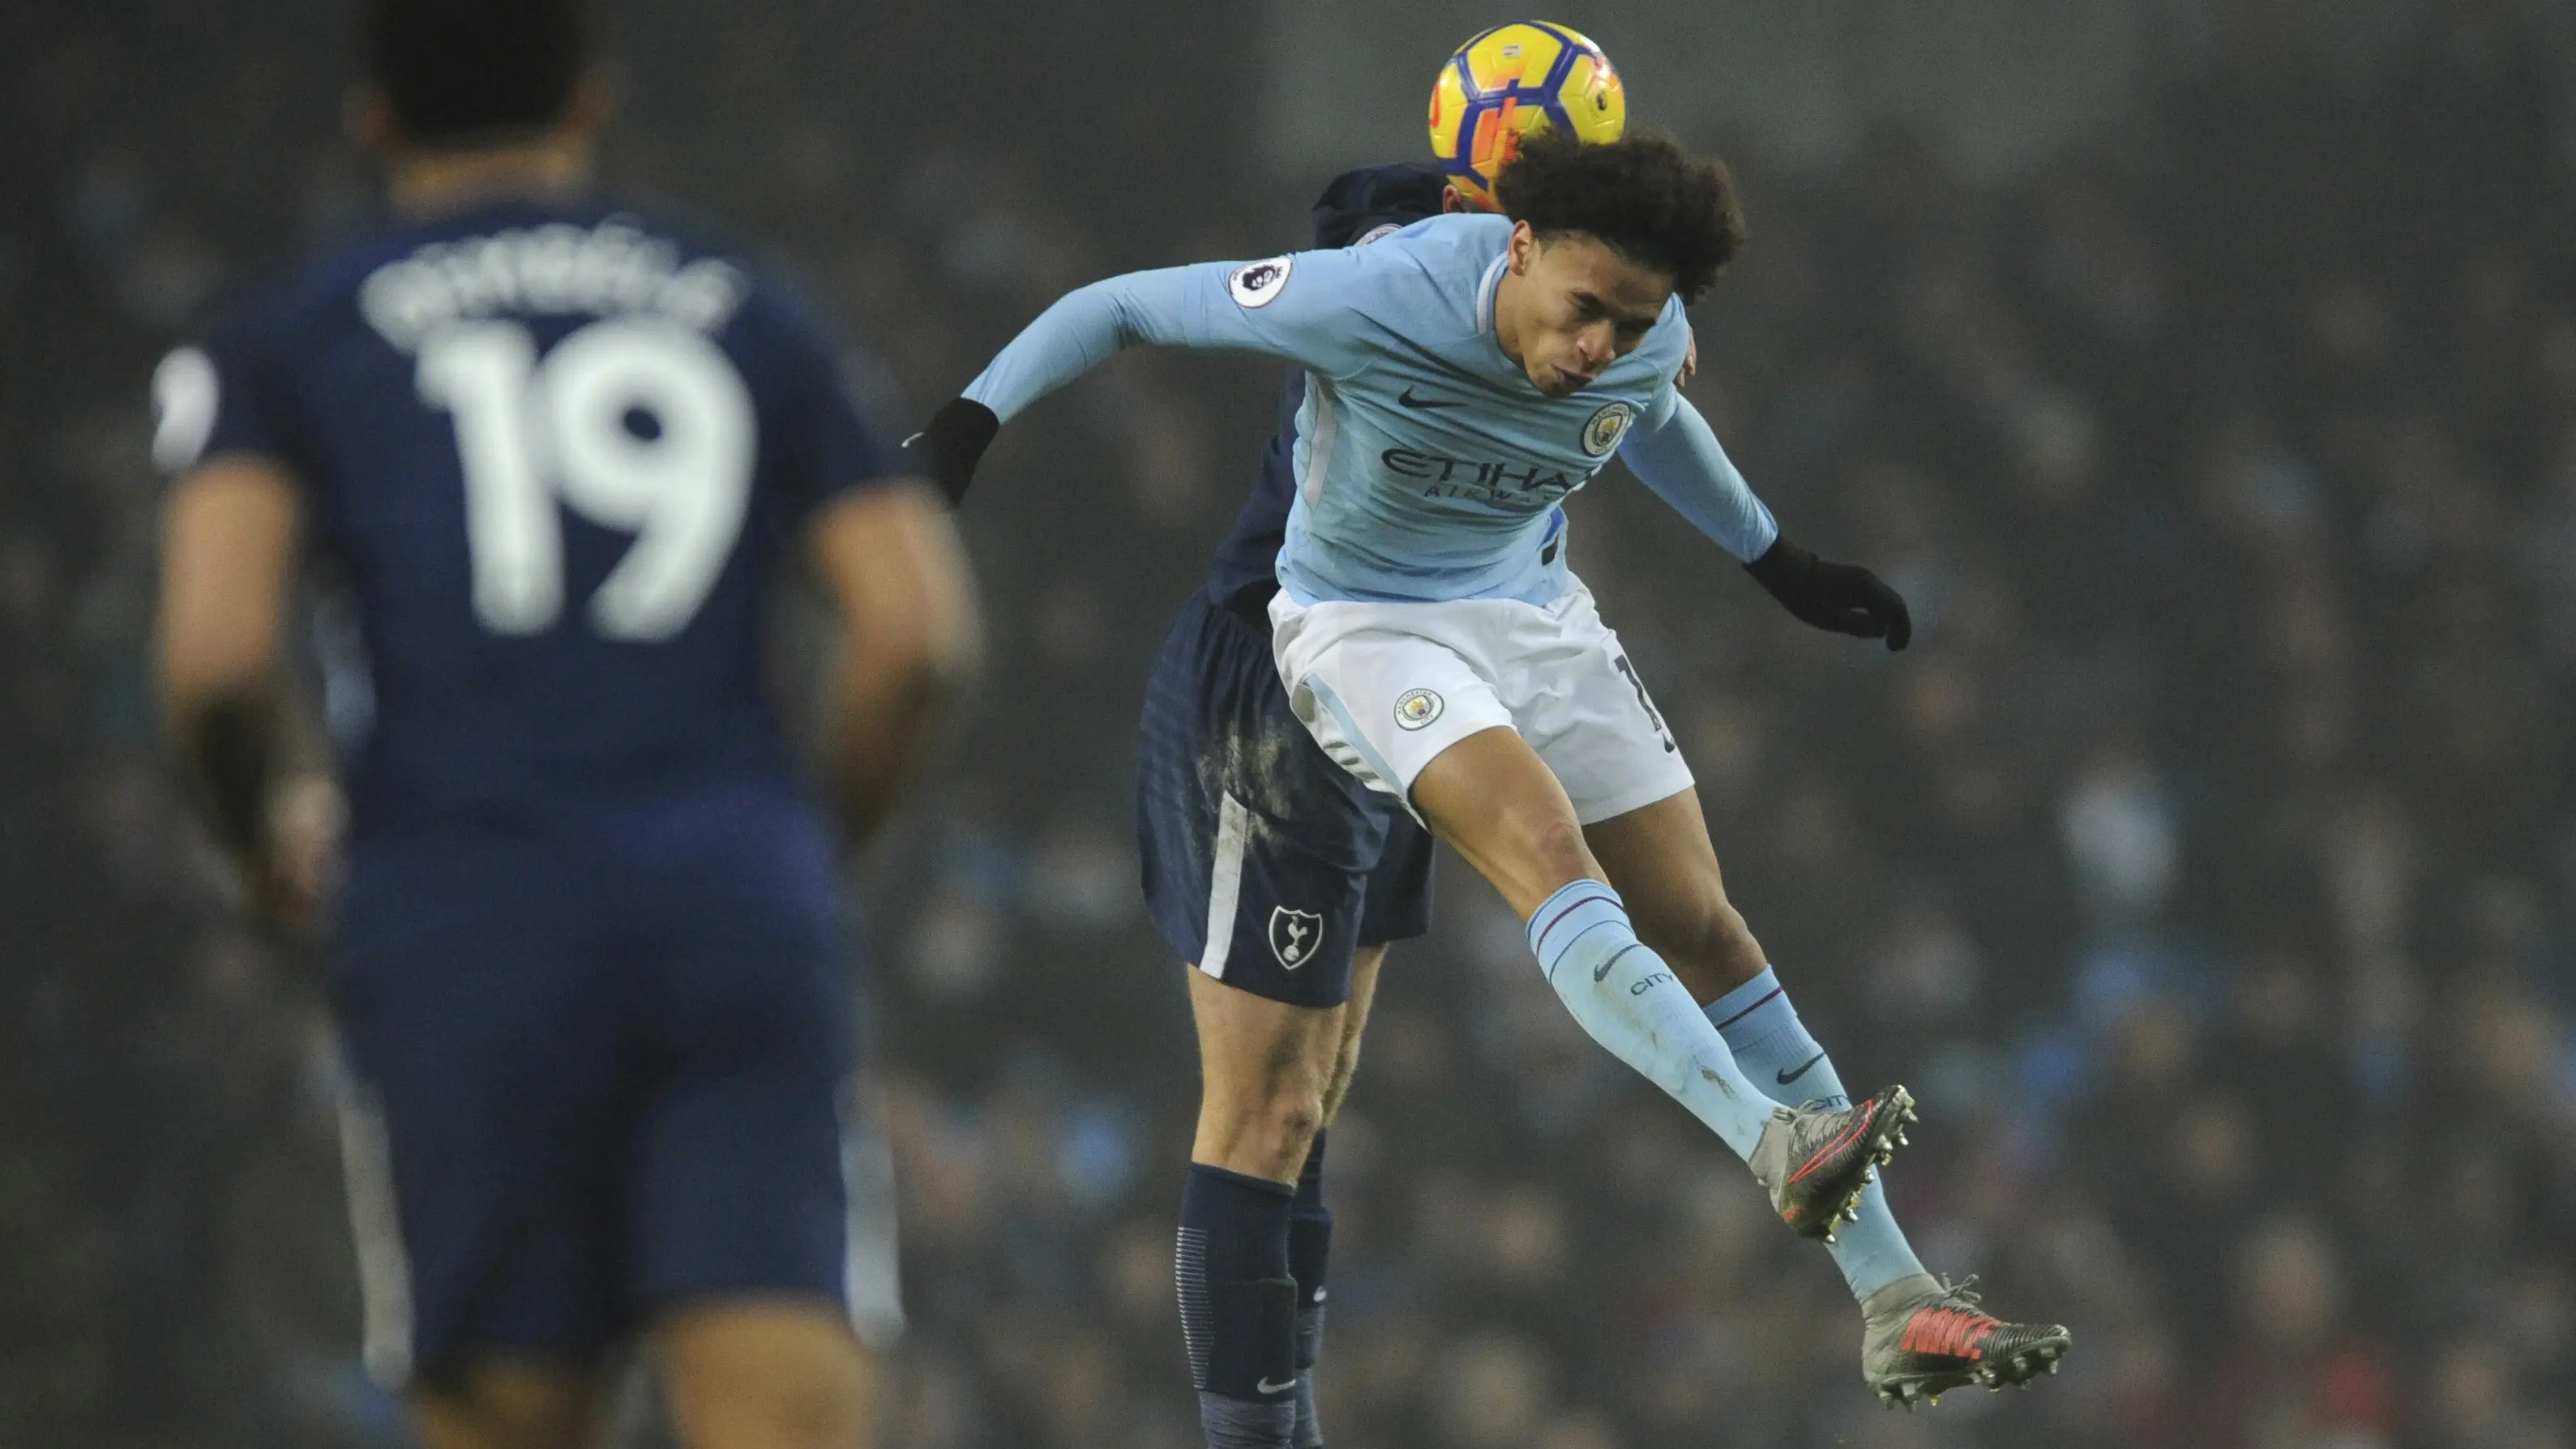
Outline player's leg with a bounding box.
[1283,804,1416,1447]
[1580,789,1765,1000]
[653,1301,872,1449]
[1187,967,1342,1180]
[1588,788,1930,1284]
[1178,900,1384,1449]
[1314,800,1420,1137]
[1277,593,1909,1239]
[1408,726,1821,1159]
[1277,810,1420,1447]
[1585,750,2069,1403]
[330,844,631,1449]
[1286,937,1386,1449]
[627,813,882,1449]
[412,1368,605,1449]
[1181,968,1344,1449]
[1143,593,1402,1449]
[1589,793,1928,1276]
[1319,942,1386,1130]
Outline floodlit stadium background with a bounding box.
[7,1,2576,1445]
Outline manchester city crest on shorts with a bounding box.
[1269,906,1324,970]
[1393,688,1444,730]
[1581,401,1635,458]
[1228,256,1294,308]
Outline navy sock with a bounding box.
[1286,1133,1331,1448]
[1179,1163,1299,1448]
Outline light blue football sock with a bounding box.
[1706,966,1928,1302]
[1527,881,1776,1158]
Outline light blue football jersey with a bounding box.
[964,212,1777,605]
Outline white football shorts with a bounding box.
[1268,577,1695,826]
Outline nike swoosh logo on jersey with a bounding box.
[1777,1052,1827,1085]
[1397,387,1463,410]
[1256,1376,1299,1396]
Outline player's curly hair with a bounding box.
[1495,131,1747,303]
[366,0,586,147]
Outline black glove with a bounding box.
[1745,536,1912,651]
[902,398,999,506]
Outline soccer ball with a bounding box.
[1427,21,1627,210]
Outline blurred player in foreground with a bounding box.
[151,1,978,1444]
[911,106,2068,1435]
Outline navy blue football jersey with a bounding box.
[1200,163,1448,613]
[156,198,900,843]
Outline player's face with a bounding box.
[1500,224,1671,397]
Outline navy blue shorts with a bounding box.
[1137,592,1435,1009]
[327,803,860,1387]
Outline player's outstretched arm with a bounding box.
[913,251,1369,503]
[1621,392,1911,651]
[156,458,343,924]
[806,480,983,848]
[1618,390,1779,562]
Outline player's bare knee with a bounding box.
[1650,889,1764,993]
[1204,1042,1327,1173]
[1247,1066,1327,1159]
[1711,897,1765,976]
[1694,893,1757,961]
[1268,1092,1326,1157]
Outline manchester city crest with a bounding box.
[1581,400,1635,458]
[1393,688,1444,730]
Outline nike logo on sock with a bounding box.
[1593,942,1645,983]
[1256,1376,1299,1396]
[1397,386,1462,410]
[1777,1052,1827,1085]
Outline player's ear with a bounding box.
[344,84,399,157]
[1506,220,1538,275]
[1441,185,1469,214]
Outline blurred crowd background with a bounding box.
[6,1,2576,1446]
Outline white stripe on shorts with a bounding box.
[336,1081,415,1388]
[1199,793,1252,979]
[838,1078,907,1350]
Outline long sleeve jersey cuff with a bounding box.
[1618,394,1779,562]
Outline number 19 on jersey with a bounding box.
[416,317,755,642]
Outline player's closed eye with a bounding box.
[1573,294,1651,341]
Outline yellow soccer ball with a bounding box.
[1427,21,1627,211]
